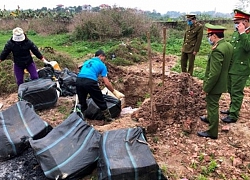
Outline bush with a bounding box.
[28,18,69,35]
[71,9,161,41]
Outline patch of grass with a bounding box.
[144,93,150,98]
[241,174,250,180]
[161,164,167,174]
[197,174,208,180]
[207,159,217,173]
[108,58,133,66]
[152,136,159,143]
[190,161,197,169]
[200,159,218,177]
[198,153,205,162]
[57,105,67,114]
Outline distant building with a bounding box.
[82,4,92,11]
[99,4,111,10]
[56,4,64,8]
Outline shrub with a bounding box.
[71,9,161,41]
[28,18,69,35]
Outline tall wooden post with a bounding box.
[162,27,167,87]
[147,32,154,119]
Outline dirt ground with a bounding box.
[0,54,250,180]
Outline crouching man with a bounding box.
[76,49,124,124]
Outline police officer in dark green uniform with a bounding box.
[198,23,233,139]
[221,9,250,123]
[181,14,203,76]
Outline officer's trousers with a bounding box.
[206,94,221,137]
[180,52,195,76]
[228,74,248,120]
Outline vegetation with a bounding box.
[1,8,250,97]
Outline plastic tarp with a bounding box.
[58,68,77,96]
[29,112,101,180]
[0,101,52,161]
[85,94,121,120]
[98,127,167,180]
[18,78,58,110]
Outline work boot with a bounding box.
[102,109,113,124]
[220,110,230,115]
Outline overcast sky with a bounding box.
[0,0,241,14]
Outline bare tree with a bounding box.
[235,0,250,11]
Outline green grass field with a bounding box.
[1,23,250,87]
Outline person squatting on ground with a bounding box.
[0,27,48,86]
[220,9,250,123]
[76,50,124,124]
[198,23,233,140]
[180,14,203,76]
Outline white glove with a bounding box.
[42,58,49,64]
[113,89,125,99]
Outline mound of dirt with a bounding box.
[131,73,206,133]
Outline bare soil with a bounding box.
[0,54,250,180]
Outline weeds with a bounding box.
[197,174,208,180]
[241,174,250,180]
[198,153,205,162]
[152,136,159,143]
[190,161,197,169]
[161,164,167,174]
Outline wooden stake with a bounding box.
[147,32,154,119]
[162,27,167,87]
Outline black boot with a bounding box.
[220,110,230,115]
[102,109,113,123]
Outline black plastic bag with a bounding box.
[85,94,121,120]
[30,112,101,180]
[0,101,52,161]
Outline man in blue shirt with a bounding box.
[76,50,123,123]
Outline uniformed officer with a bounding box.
[180,14,203,76]
[198,23,233,139]
[221,9,250,123]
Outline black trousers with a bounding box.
[76,77,107,112]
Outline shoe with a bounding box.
[220,110,230,115]
[221,116,237,123]
[197,131,217,139]
[102,109,113,122]
[200,116,209,124]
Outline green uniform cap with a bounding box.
[205,23,226,33]
[233,9,250,20]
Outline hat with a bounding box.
[95,50,106,57]
[185,14,196,19]
[233,9,250,20]
[12,27,25,42]
[205,23,227,34]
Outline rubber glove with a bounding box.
[42,58,49,64]
[113,89,125,99]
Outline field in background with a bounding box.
[0,12,248,94]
